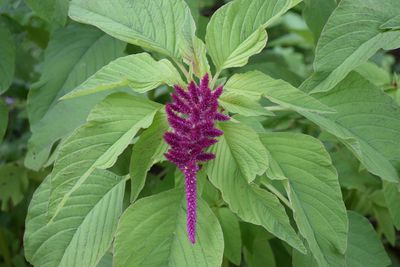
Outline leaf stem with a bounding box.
[264,183,292,210]
[265,106,291,112]
[173,59,191,82]
[210,69,221,89]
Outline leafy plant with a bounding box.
[0,0,400,266]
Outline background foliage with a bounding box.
[0,0,400,266]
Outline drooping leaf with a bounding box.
[48,93,160,219]
[303,0,337,42]
[113,189,224,267]
[24,170,125,267]
[260,132,348,267]
[26,23,126,170]
[219,92,274,117]
[0,99,8,143]
[69,0,195,59]
[130,110,169,202]
[25,0,69,26]
[224,71,334,113]
[300,73,400,182]
[345,211,391,267]
[62,53,182,99]
[0,24,15,94]
[383,182,400,229]
[205,0,292,71]
[215,207,242,265]
[0,163,28,211]
[308,0,400,93]
[206,122,305,253]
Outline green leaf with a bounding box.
[308,0,400,93]
[69,0,194,59]
[381,14,400,30]
[355,62,391,87]
[346,211,391,267]
[0,163,28,211]
[225,71,334,113]
[26,23,126,170]
[48,93,160,219]
[0,24,15,94]
[205,0,292,71]
[260,132,348,267]
[0,99,8,143]
[24,170,125,267]
[97,253,112,267]
[25,0,69,26]
[113,189,224,267]
[244,236,276,267]
[206,122,305,253]
[62,53,182,100]
[219,92,274,117]
[303,0,336,42]
[215,208,242,265]
[300,73,400,182]
[383,182,400,229]
[130,110,169,202]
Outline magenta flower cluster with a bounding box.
[164,74,229,244]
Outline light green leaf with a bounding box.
[383,182,400,229]
[48,93,160,219]
[346,211,391,267]
[26,23,126,170]
[215,208,242,265]
[0,25,15,94]
[62,53,182,100]
[0,99,8,143]
[219,92,274,117]
[205,0,292,71]
[206,122,305,253]
[130,110,169,202]
[355,62,392,87]
[69,0,194,59]
[308,0,400,93]
[381,14,400,30]
[113,189,224,267]
[97,253,112,267]
[25,0,69,26]
[300,73,400,182]
[260,132,348,267]
[24,170,125,267]
[225,71,334,113]
[303,0,337,41]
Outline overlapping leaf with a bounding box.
[206,122,305,253]
[69,0,194,59]
[24,171,125,267]
[300,73,400,182]
[260,132,348,267]
[0,99,7,143]
[25,0,69,26]
[224,71,334,113]
[26,24,126,170]
[205,0,292,71]
[48,93,160,219]
[308,0,400,93]
[62,53,182,99]
[114,189,224,267]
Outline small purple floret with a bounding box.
[164,74,229,244]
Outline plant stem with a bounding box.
[265,106,291,112]
[173,59,191,82]
[264,183,292,210]
[210,69,221,89]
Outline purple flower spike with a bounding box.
[164,74,230,244]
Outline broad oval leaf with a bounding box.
[114,189,224,267]
[300,73,400,182]
[345,211,391,267]
[26,23,126,170]
[260,132,348,267]
[205,0,292,71]
[0,25,15,94]
[225,71,334,113]
[48,93,160,219]
[69,0,194,59]
[206,121,306,253]
[309,0,400,93]
[24,170,125,267]
[62,53,182,99]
